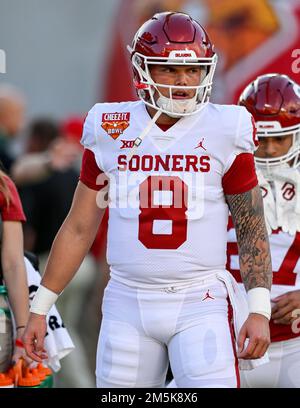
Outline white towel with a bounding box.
[24,257,75,372]
[216,270,269,370]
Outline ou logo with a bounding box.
[281,182,295,200]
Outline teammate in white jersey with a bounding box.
[23,12,272,388]
[227,73,300,387]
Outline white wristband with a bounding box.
[247,287,271,320]
[30,285,59,315]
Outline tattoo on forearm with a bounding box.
[226,185,272,291]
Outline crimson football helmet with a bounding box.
[239,73,300,170]
[127,12,217,117]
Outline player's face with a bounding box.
[149,65,204,100]
[255,135,293,160]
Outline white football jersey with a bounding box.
[81,101,256,288]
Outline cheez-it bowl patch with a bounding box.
[101,112,130,139]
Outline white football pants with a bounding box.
[96,277,239,388]
[241,336,300,388]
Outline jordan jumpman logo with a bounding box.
[202,289,215,301]
[195,137,207,150]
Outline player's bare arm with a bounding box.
[23,181,108,361]
[226,184,272,291]
[226,184,272,359]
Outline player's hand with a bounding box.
[22,313,48,362]
[12,327,34,367]
[12,344,33,367]
[272,290,300,325]
[237,313,270,359]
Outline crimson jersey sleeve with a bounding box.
[0,176,26,221]
[222,153,258,195]
[79,149,106,191]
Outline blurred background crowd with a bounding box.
[0,0,299,387]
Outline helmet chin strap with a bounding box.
[126,108,162,165]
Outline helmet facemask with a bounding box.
[255,123,300,175]
[130,50,218,118]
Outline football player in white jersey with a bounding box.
[227,73,300,387]
[23,12,272,388]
